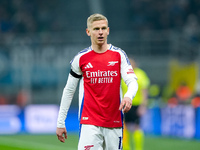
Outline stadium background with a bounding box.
[0,0,200,149]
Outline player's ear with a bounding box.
[107,27,110,36]
[86,28,91,36]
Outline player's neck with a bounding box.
[92,43,110,53]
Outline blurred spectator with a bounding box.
[0,96,7,105]
[191,95,200,108]
[176,82,192,102]
[183,14,200,44]
[16,89,30,107]
[167,82,192,107]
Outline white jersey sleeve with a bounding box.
[57,48,90,128]
[120,51,138,100]
[57,74,79,128]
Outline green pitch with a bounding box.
[0,134,199,150]
[0,134,78,150]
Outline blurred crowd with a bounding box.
[128,0,200,60]
[0,0,200,34]
[0,0,67,33]
[129,0,200,30]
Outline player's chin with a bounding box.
[97,40,105,45]
[97,40,105,43]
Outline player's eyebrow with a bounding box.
[93,26,107,30]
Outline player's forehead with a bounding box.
[91,20,108,28]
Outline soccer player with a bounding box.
[122,58,150,150]
[56,13,138,150]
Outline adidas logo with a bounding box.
[84,62,93,69]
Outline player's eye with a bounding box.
[94,28,100,30]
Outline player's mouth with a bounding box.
[98,37,104,40]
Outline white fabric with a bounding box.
[78,124,123,150]
[57,74,79,128]
[124,78,138,100]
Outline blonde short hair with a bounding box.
[87,14,108,29]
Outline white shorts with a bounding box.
[78,124,123,150]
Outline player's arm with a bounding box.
[119,52,138,113]
[119,78,138,113]
[56,70,82,142]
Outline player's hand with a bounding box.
[119,97,132,113]
[56,127,67,143]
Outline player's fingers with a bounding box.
[119,101,125,111]
[64,132,68,139]
[60,137,65,143]
[57,134,65,143]
[123,101,132,113]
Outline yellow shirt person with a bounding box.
[122,58,150,150]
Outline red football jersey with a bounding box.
[70,44,137,128]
